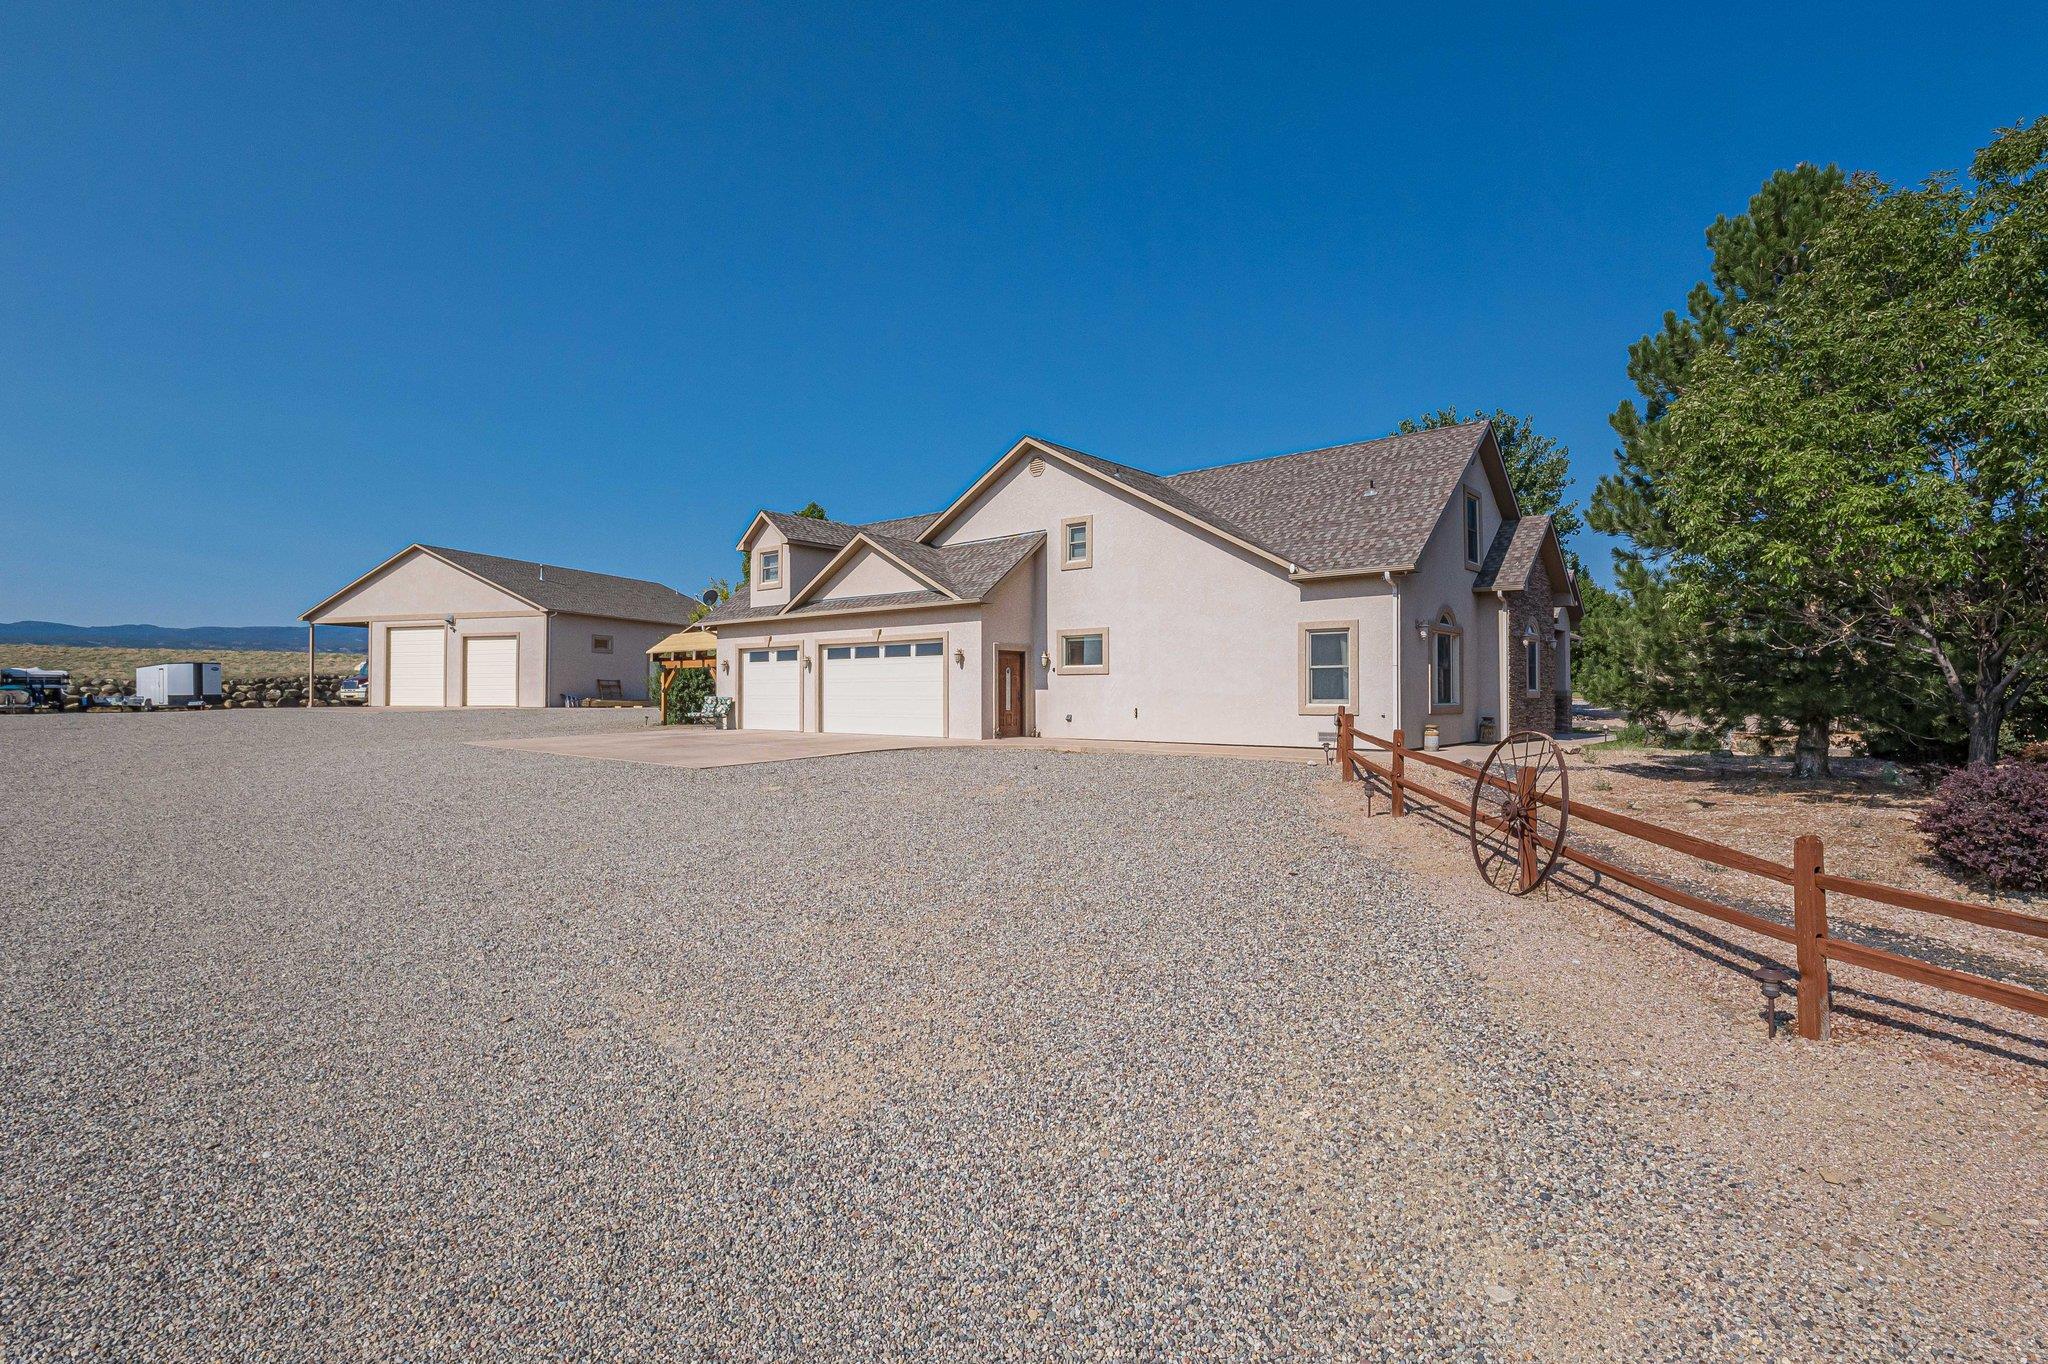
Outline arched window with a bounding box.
[1428,610,1462,712]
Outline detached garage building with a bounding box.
[302,544,702,708]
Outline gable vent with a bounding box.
[1028,457,1046,477]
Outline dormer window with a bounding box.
[1060,516,1093,570]
[760,549,781,586]
[1463,491,1482,567]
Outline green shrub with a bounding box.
[664,666,714,722]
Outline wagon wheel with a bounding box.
[1467,731,1570,895]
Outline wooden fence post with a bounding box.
[1337,707,1354,781]
[1390,728,1407,817]
[1794,833,1831,1040]
[1515,765,1539,893]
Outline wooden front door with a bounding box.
[996,650,1026,737]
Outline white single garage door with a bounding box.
[822,640,945,736]
[742,647,801,730]
[463,636,518,707]
[387,626,446,707]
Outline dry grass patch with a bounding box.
[0,645,362,681]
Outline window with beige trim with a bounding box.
[1297,621,1358,714]
[592,634,613,654]
[1060,516,1093,569]
[1429,610,1463,712]
[759,549,781,586]
[1463,490,1483,567]
[1056,629,1108,675]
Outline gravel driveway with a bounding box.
[1,709,2039,1360]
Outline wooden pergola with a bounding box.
[648,628,718,722]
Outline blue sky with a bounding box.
[3,3,2042,625]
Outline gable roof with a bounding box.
[1472,514,1579,619]
[697,531,1042,627]
[912,424,1513,577]
[302,544,702,626]
[738,509,947,552]
[1160,422,1507,575]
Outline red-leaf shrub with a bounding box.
[1917,759,2048,891]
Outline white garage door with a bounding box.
[822,640,945,736]
[742,647,801,730]
[387,626,445,707]
[463,636,518,707]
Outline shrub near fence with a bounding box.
[1334,710,2048,1041]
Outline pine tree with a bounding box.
[1588,164,1865,776]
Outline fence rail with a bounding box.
[1334,709,2048,1038]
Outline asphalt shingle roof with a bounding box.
[1471,514,1555,593]
[419,546,702,625]
[1155,422,1493,573]
[696,532,1042,626]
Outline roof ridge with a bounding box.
[1160,420,1491,482]
[418,544,671,587]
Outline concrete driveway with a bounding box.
[472,722,968,768]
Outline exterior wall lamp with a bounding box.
[1039,650,1051,670]
[954,648,966,667]
[719,659,729,675]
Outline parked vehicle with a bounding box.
[0,667,70,711]
[135,662,223,709]
[338,661,368,704]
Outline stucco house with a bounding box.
[696,421,1579,746]
[302,545,702,707]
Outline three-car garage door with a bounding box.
[822,640,945,736]
[742,647,801,730]
[387,626,445,707]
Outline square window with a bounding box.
[912,641,943,656]
[592,634,613,654]
[1061,633,1104,669]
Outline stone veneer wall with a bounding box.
[1503,555,1560,735]
[63,673,358,709]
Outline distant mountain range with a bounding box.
[0,620,368,652]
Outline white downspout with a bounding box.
[1384,570,1402,735]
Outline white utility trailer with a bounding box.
[135,662,222,709]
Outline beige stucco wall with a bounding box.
[814,548,923,601]
[712,604,987,737]
[933,456,1397,746]
[311,551,535,622]
[548,613,671,703]
[1394,456,1516,745]
[364,614,548,707]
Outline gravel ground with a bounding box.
[2,708,2043,1360]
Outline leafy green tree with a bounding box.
[1588,163,1862,775]
[1398,408,1581,553]
[1664,119,2048,765]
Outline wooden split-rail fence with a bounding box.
[1334,709,2048,1040]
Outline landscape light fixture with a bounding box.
[1752,965,1795,1039]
